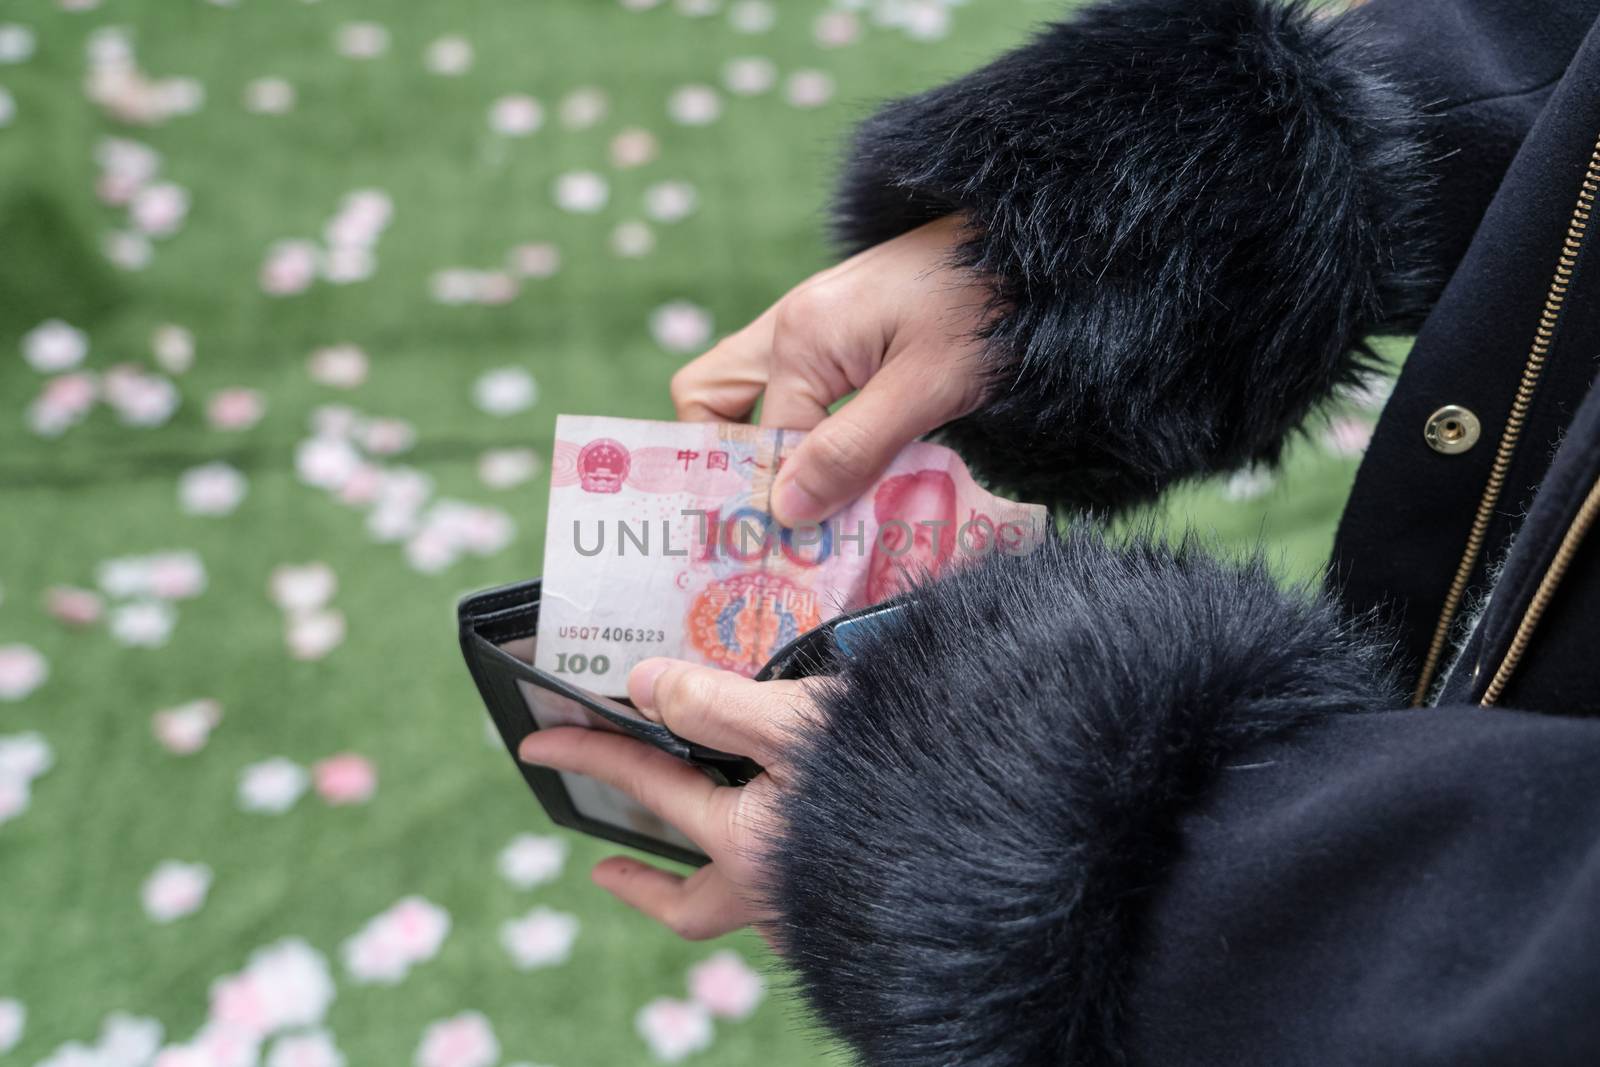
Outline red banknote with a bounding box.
[536,414,1047,695]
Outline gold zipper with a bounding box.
[1411,134,1600,705]
[1479,473,1600,705]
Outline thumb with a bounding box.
[770,369,952,527]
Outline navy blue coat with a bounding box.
[763,1,1600,1063]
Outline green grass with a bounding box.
[0,1,1387,1064]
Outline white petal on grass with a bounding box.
[207,387,266,431]
[238,758,309,814]
[152,324,195,373]
[488,94,543,137]
[728,0,776,33]
[900,1,953,41]
[156,77,206,117]
[261,239,320,296]
[244,77,295,114]
[429,269,479,305]
[635,998,713,1063]
[145,550,208,600]
[609,127,659,169]
[814,10,861,46]
[209,938,336,1038]
[414,1012,497,1067]
[359,417,415,456]
[722,55,776,95]
[507,243,560,279]
[497,834,567,888]
[478,448,542,490]
[687,950,765,1020]
[322,244,373,284]
[424,35,473,76]
[552,170,608,214]
[306,344,368,389]
[666,84,720,126]
[644,181,697,222]
[22,319,88,373]
[152,699,222,755]
[499,907,579,970]
[269,563,337,614]
[0,731,53,781]
[141,860,213,923]
[649,301,713,353]
[1222,466,1276,502]
[335,22,388,59]
[179,462,248,517]
[99,1013,164,1066]
[611,220,656,258]
[473,367,537,416]
[109,600,177,648]
[0,1001,24,1055]
[97,136,161,185]
[0,25,36,64]
[296,436,364,490]
[266,1029,345,1067]
[558,87,608,130]
[785,69,835,108]
[344,897,451,986]
[103,368,179,427]
[286,609,345,661]
[104,230,152,271]
[1322,416,1375,458]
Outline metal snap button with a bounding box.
[1424,405,1481,454]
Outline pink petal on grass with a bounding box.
[45,585,103,627]
[306,344,368,389]
[635,998,713,1063]
[152,699,222,755]
[286,609,345,661]
[415,1012,497,1067]
[269,563,336,614]
[141,860,213,923]
[687,951,764,1020]
[313,753,376,805]
[0,645,48,701]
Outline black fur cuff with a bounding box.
[835,0,1432,510]
[765,532,1399,1066]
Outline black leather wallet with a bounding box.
[458,579,905,865]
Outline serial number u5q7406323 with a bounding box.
[554,625,667,643]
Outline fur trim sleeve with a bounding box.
[764,531,1400,1066]
[834,0,1432,510]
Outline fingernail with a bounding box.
[773,477,824,526]
[627,658,672,715]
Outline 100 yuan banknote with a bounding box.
[536,414,1048,695]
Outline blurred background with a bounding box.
[0,0,1396,1064]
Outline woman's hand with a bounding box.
[518,658,820,941]
[669,216,994,526]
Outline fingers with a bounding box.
[628,658,815,768]
[757,281,865,433]
[591,856,756,940]
[518,727,727,851]
[769,364,964,526]
[670,311,776,423]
